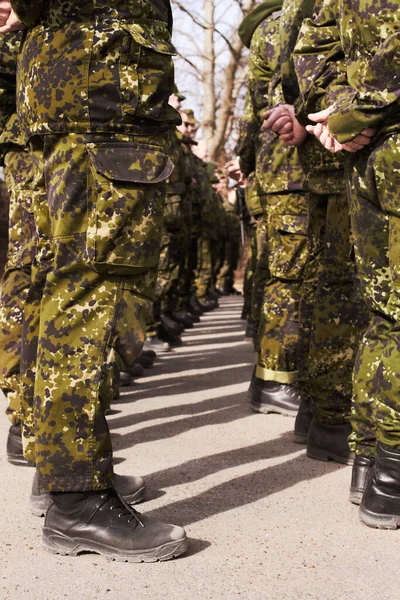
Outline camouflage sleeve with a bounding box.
[279,0,316,104]
[328,0,400,142]
[10,0,45,27]
[235,89,258,177]
[292,0,348,125]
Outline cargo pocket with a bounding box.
[120,21,176,120]
[269,214,309,280]
[85,141,174,274]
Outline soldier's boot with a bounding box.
[6,424,35,467]
[197,297,217,311]
[159,314,184,336]
[140,348,157,359]
[158,331,183,347]
[359,443,400,529]
[133,354,154,369]
[170,310,194,329]
[306,420,355,465]
[42,488,188,561]
[31,473,147,517]
[293,398,313,444]
[349,455,375,505]
[188,296,204,317]
[248,374,302,417]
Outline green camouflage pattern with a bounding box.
[0,147,38,424]
[0,31,23,148]
[21,132,172,491]
[256,192,309,383]
[278,0,369,421]
[13,0,180,142]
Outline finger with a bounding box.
[308,107,332,123]
[306,125,316,135]
[352,134,373,146]
[262,106,287,129]
[271,116,292,133]
[279,132,295,141]
[360,128,376,137]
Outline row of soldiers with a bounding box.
[0,0,246,562]
[235,0,400,530]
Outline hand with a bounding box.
[0,5,22,32]
[225,158,245,185]
[306,121,343,152]
[262,104,307,146]
[261,105,293,134]
[341,128,376,152]
[307,107,375,153]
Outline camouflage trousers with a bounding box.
[242,219,259,323]
[0,146,38,424]
[251,216,269,331]
[216,214,241,292]
[297,178,368,425]
[195,235,213,300]
[155,195,186,315]
[21,132,170,492]
[347,133,400,455]
[256,192,309,384]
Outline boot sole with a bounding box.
[42,530,188,562]
[359,505,400,530]
[348,490,363,505]
[31,486,146,517]
[7,455,35,467]
[307,445,354,466]
[293,432,308,445]
[250,399,298,418]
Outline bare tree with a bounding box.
[172,0,257,163]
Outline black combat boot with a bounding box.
[159,314,184,336]
[6,424,35,467]
[198,297,217,311]
[188,296,204,316]
[248,375,302,417]
[349,455,375,505]
[359,442,400,529]
[42,488,187,561]
[133,354,154,368]
[306,420,354,465]
[244,322,256,340]
[170,310,194,329]
[293,398,313,444]
[30,472,146,516]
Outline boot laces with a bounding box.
[100,490,145,527]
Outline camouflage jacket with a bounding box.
[11,0,180,141]
[247,15,304,194]
[279,0,344,192]
[292,0,400,143]
[235,89,258,178]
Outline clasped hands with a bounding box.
[261,104,375,153]
[0,0,22,32]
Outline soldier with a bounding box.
[236,0,309,417]
[299,0,400,528]
[262,0,369,462]
[0,0,187,560]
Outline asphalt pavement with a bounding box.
[1,297,398,600]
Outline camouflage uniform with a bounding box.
[241,174,261,324]
[237,5,309,384]
[154,129,190,318]
[281,0,369,425]
[193,154,215,302]
[0,31,38,426]
[11,0,178,492]
[216,187,241,295]
[307,0,400,454]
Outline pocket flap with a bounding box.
[86,143,175,184]
[122,20,176,55]
[272,213,308,235]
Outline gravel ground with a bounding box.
[0,297,398,600]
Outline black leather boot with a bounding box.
[170,310,194,329]
[42,488,187,561]
[188,296,204,316]
[30,472,146,516]
[248,375,302,417]
[359,442,400,529]
[349,455,375,505]
[306,420,354,465]
[6,424,34,467]
[293,398,313,444]
[159,314,183,336]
